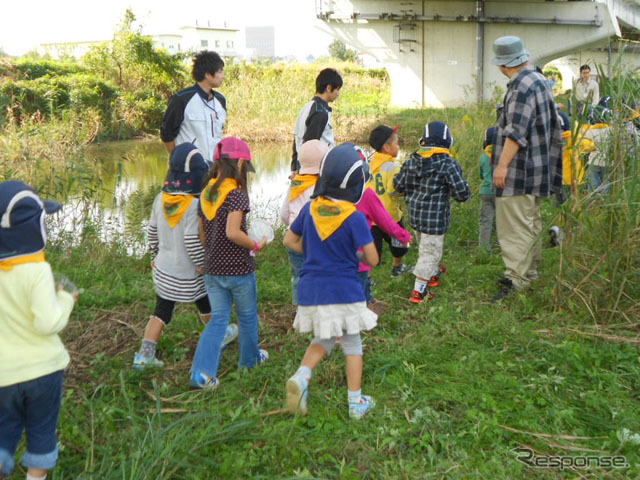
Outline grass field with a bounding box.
[13,190,635,479]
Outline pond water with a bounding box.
[52,139,293,252]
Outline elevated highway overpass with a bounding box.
[316,0,640,106]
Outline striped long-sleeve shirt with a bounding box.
[148,194,206,302]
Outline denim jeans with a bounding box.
[191,273,260,381]
[588,166,609,194]
[287,248,304,305]
[0,370,64,476]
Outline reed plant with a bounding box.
[553,59,640,323]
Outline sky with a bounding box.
[0,0,334,58]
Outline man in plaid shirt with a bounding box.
[490,36,563,302]
[394,121,470,304]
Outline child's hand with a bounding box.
[196,266,204,275]
[258,237,269,250]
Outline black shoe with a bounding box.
[497,277,512,287]
[490,279,514,303]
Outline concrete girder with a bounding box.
[318,0,633,106]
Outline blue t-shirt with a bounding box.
[291,202,373,306]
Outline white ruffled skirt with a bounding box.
[293,302,378,339]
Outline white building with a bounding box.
[151,24,239,56]
[38,23,239,60]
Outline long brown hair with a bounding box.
[202,157,249,197]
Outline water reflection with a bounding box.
[49,139,292,252]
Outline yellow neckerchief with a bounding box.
[484,145,493,157]
[289,175,317,202]
[309,196,357,241]
[416,147,452,159]
[161,193,193,229]
[588,123,609,131]
[369,152,394,175]
[200,178,239,221]
[0,252,45,271]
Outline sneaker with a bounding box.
[286,373,308,415]
[390,263,409,277]
[132,353,164,370]
[427,264,447,287]
[409,289,435,304]
[549,226,563,247]
[222,324,238,349]
[490,279,514,303]
[497,277,512,287]
[349,395,375,420]
[258,349,269,365]
[189,372,219,390]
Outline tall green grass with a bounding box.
[554,59,640,323]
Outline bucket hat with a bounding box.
[491,36,530,67]
[298,140,329,175]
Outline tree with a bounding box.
[328,39,358,62]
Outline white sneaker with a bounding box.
[258,349,269,365]
[286,373,308,415]
[349,395,376,419]
[132,353,164,370]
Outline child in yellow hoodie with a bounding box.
[0,181,77,480]
[368,125,410,277]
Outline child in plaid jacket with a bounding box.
[394,121,470,303]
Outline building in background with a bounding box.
[39,21,239,59]
[245,26,276,58]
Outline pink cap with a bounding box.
[214,137,254,171]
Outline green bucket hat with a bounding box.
[491,36,530,67]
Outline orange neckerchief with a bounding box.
[200,178,239,221]
[417,147,452,158]
[161,193,193,229]
[309,196,356,241]
[0,252,45,271]
[484,145,493,157]
[289,175,317,202]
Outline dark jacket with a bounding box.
[393,148,470,235]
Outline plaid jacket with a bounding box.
[494,65,563,198]
[393,148,470,235]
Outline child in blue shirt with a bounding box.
[283,143,379,420]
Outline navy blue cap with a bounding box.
[0,181,62,260]
[312,143,370,204]
[420,121,453,149]
[163,143,210,195]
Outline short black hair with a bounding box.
[316,68,343,94]
[580,64,591,72]
[192,51,225,82]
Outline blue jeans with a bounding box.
[0,370,64,476]
[191,273,260,382]
[287,248,304,306]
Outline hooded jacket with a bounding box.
[393,148,470,235]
